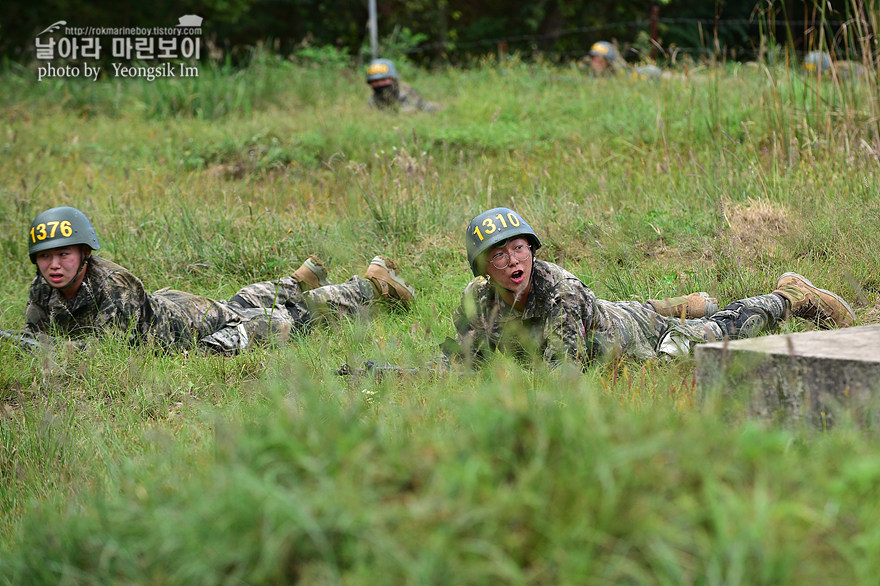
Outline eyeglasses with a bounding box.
[488,244,532,270]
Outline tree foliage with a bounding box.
[0,0,869,64]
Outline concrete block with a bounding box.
[695,325,880,428]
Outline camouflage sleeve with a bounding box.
[540,278,597,365]
[24,279,49,335]
[398,82,438,113]
[444,278,493,365]
[91,269,149,340]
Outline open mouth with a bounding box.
[510,269,524,283]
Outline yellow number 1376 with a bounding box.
[30,220,73,243]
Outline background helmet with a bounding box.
[589,41,618,63]
[803,51,832,73]
[466,207,541,276]
[28,206,100,263]
[365,58,399,83]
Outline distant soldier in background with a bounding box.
[803,50,866,80]
[442,207,855,367]
[803,50,833,74]
[14,206,415,355]
[586,41,662,81]
[365,58,441,113]
[586,41,622,76]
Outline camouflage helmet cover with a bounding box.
[804,51,832,73]
[366,58,399,83]
[28,206,100,263]
[466,207,541,276]
[589,41,619,62]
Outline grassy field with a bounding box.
[1,52,880,584]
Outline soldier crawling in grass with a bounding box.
[442,207,856,367]
[16,206,416,355]
[802,50,867,80]
[365,58,441,113]
[585,41,663,81]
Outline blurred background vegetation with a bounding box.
[2,0,876,66]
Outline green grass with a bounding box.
[1,51,880,584]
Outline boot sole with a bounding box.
[778,272,855,324]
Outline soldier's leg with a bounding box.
[302,276,377,320]
[200,306,303,355]
[227,277,312,328]
[304,256,415,319]
[229,257,414,323]
[229,277,304,310]
[200,322,251,355]
[228,254,334,310]
[592,300,706,361]
[703,293,787,341]
[646,292,719,319]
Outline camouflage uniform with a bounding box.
[25,256,376,354]
[446,260,786,366]
[368,81,440,113]
[590,62,664,81]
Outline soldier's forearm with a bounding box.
[0,329,55,351]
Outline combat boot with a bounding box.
[648,292,719,319]
[293,255,330,291]
[773,272,855,328]
[365,256,415,304]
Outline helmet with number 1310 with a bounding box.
[803,50,832,73]
[466,207,541,276]
[365,58,399,84]
[28,206,100,263]
[589,41,619,63]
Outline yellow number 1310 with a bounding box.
[472,212,521,241]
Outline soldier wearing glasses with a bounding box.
[443,207,854,367]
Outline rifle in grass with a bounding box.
[336,360,469,378]
[0,329,56,351]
